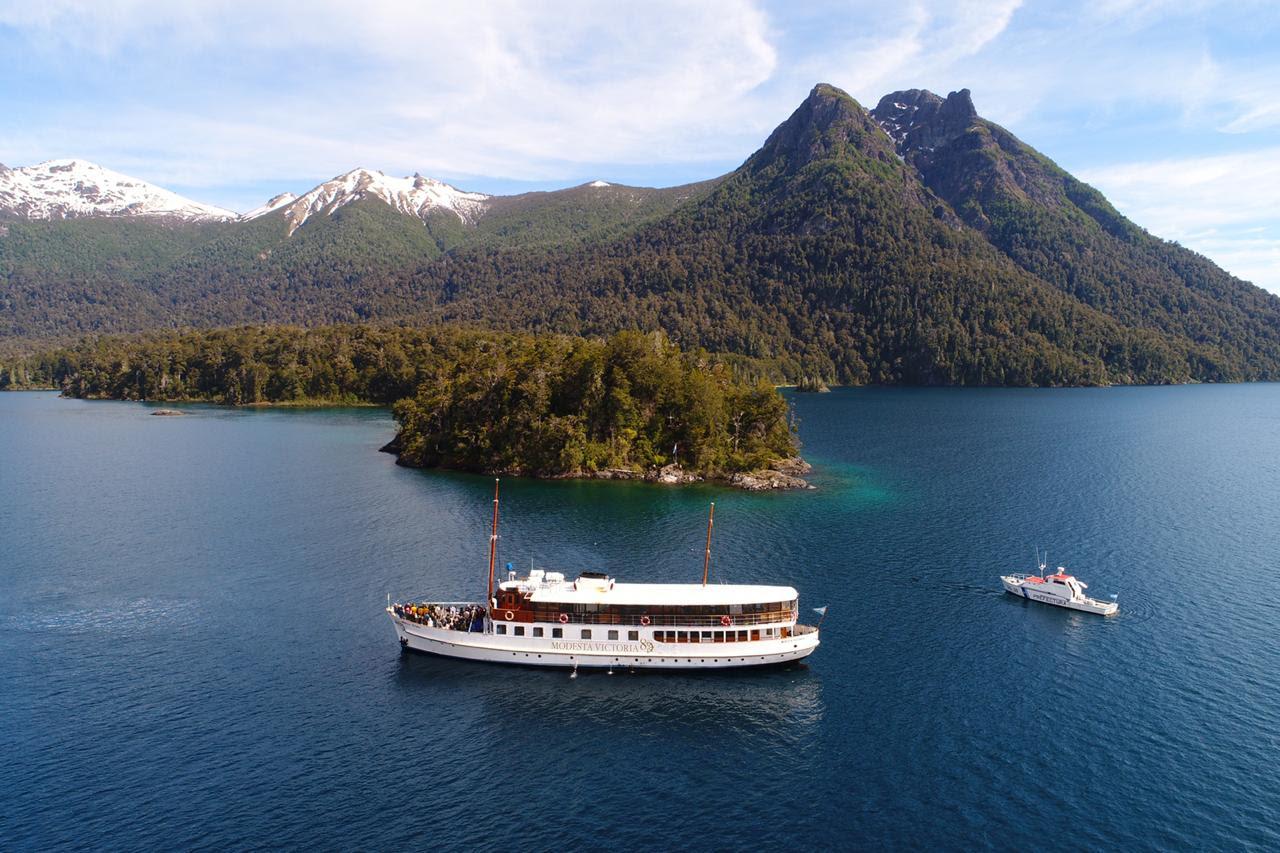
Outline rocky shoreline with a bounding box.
[381,439,812,491]
[571,456,813,490]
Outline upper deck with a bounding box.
[497,569,797,608]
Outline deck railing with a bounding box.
[519,610,798,628]
[396,601,802,629]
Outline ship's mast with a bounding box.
[487,479,500,607]
[701,502,715,586]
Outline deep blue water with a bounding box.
[3,387,1279,850]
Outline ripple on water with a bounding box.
[5,387,1280,850]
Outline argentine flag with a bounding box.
[813,606,828,616]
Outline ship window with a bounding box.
[608,630,618,640]
[514,626,525,636]
[552,628,562,639]
[765,627,774,636]
[533,627,544,638]
[751,630,760,641]
[738,630,747,641]
[628,631,638,641]
[677,631,688,642]
[496,625,506,635]
[701,631,712,641]
[581,629,592,640]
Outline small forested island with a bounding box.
[795,377,832,393]
[12,325,809,489]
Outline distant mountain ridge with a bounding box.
[3,83,1279,387]
[0,159,675,235]
[261,168,490,235]
[0,159,235,221]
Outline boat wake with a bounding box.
[9,597,197,634]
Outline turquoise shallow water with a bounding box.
[3,387,1279,850]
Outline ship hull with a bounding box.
[389,611,819,670]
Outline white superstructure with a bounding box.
[1001,564,1118,616]
[387,486,821,670]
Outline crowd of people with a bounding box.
[393,602,485,632]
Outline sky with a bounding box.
[2,0,1279,292]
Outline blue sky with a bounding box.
[2,0,1278,292]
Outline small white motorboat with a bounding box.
[1001,559,1118,616]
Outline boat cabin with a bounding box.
[490,569,798,641]
[1031,570,1087,600]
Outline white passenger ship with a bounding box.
[387,482,822,670]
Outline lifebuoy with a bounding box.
[639,615,651,626]
[559,613,569,624]
[720,615,732,627]
[504,610,514,621]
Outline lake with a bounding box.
[3,387,1279,850]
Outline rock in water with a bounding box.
[728,457,813,491]
[151,409,185,416]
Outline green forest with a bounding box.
[4,324,799,481]
[6,88,1280,388]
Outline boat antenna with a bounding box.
[487,479,500,607]
[701,502,715,586]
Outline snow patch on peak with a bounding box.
[0,159,236,221]
[256,167,491,234]
[871,89,976,154]
[242,192,298,220]
[588,180,611,188]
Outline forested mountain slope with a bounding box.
[3,84,1278,385]
[871,88,1280,380]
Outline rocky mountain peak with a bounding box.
[751,83,889,173]
[871,88,977,154]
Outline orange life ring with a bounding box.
[640,615,651,626]
[559,613,569,624]
[720,615,732,627]
[504,610,514,621]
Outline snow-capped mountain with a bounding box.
[241,192,298,220]
[0,159,632,235]
[247,168,491,235]
[0,159,235,221]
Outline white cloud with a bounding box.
[1082,148,1280,231]
[1081,148,1280,292]
[0,0,1038,203]
[0,0,1277,305]
[0,0,782,205]
[795,0,1022,105]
